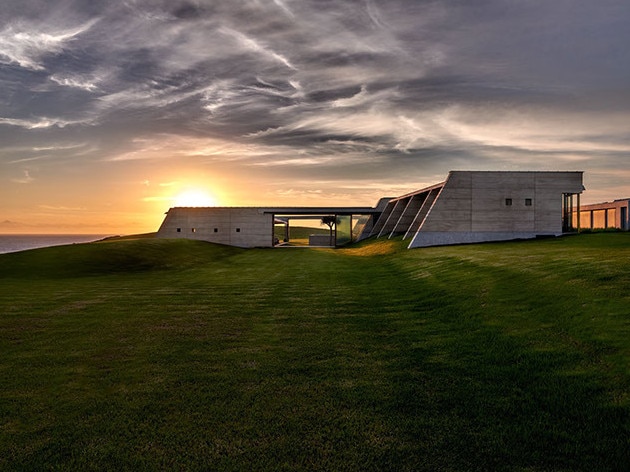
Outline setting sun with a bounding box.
[173,189,218,207]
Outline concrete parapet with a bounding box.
[309,234,334,246]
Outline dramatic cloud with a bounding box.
[1,0,630,231]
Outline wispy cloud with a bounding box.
[272,0,294,18]
[0,19,97,70]
[218,26,297,71]
[50,74,99,92]
[142,196,172,202]
[105,134,276,163]
[0,0,629,215]
[0,116,85,129]
[39,204,86,211]
[11,170,34,184]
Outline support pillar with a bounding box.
[576,192,581,231]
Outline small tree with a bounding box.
[321,215,337,246]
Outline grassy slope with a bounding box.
[0,234,629,471]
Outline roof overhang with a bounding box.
[262,207,381,215]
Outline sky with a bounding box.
[1,0,630,234]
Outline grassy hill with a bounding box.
[1,233,629,470]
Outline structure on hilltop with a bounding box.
[156,171,585,249]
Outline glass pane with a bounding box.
[607,209,616,228]
[352,214,371,240]
[592,210,606,228]
[336,215,352,246]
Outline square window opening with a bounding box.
[236,228,241,233]
[191,228,196,233]
[176,228,182,233]
[525,198,532,206]
[214,228,218,233]
[505,198,512,206]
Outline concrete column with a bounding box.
[577,193,580,231]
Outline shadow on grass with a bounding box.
[1,235,629,470]
[0,239,242,278]
[377,315,630,471]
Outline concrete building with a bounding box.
[373,171,584,248]
[157,207,275,248]
[573,198,630,231]
[157,206,381,248]
[156,171,584,248]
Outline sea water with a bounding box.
[0,235,110,254]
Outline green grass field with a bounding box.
[1,233,629,471]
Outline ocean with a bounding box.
[0,234,111,255]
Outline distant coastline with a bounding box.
[0,234,112,254]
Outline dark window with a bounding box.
[525,198,532,206]
[214,228,218,233]
[176,228,182,232]
[236,228,241,232]
[505,198,512,206]
[191,228,196,233]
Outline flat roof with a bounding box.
[167,206,381,215]
[262,207,381,215]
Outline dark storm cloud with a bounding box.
[1,0,630,199]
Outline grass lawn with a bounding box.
[1,233,629,470]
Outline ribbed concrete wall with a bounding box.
[377,199,408,237]
[369,184,445,240]
[391,195,425,236]
[402,188,441,240]
[369,200,396,237]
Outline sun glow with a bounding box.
[173,189,218,207]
